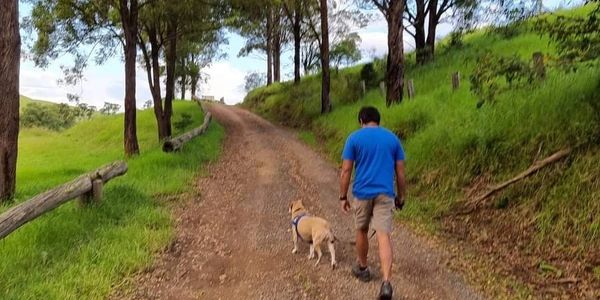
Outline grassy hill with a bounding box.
[1,101,223,299]
[244,5,599,298]
[19,95,58,112]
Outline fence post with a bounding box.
[452,72,460,90]
[360,80,366,96]
[379,81,386,96]
[406,79,415,99]
[532,52,546,79]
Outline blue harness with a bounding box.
[291,213,312,243]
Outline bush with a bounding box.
[21,103,77,130]
[173,113,193,131]
[470,53,536,107]
[360,63,378,89]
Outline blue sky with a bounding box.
[19,0,574,107]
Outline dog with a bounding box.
[289,199,337,268]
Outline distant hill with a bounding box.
[19,95,58,112]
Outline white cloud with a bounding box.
[199,61,246,105]
[20,58,153,110]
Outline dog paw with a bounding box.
[331,262,337,269]
[292,248,298,254]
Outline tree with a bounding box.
[283,0,307,83]
[138,0,224,140]
[330,33,362,68]
[0,0,20,201]
[404,0,461,64]
[367,0,405,106]
[319,0,331,113]
[244,72,267,91]
[99,102,122,115]
[27,0,141,156]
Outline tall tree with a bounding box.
[319,0,331,113]
[404,0,456,64]
[283,0,305,83]
[0,0,20,201]
[368,0,405,105]
[121,0,141,155]
[28,0,141,156]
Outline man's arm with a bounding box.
[395,161,406,205]
[339,160,353,213]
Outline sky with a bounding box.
[18,0,575,107]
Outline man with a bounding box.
[339,106,406,300]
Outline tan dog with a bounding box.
[289,200,337,268]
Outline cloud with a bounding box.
[20,58,154,110]
[200,61,246,105]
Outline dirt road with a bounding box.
[123,104,484,300]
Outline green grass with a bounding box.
[243,5,600,251]
[0,100,224,299]
[19,95,58,112]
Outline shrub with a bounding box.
[173,113,193,131]
[21,103,77,130]
[360,63,378,89]
[470,53,535,107]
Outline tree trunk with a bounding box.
[386,0,405,106]
[0,0,20,201]
[293,0,302,84]
[164,19,178,138]
[266,9,273,86]
[273,8,281,83]
[120,0,140,156]
[319,0,331,114]
[424,0,438,63]
[139,25,168,141]
[191,75,198,99]
[412,0,427,65]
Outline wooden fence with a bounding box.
[0,161,127,240]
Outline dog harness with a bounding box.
[291,213,312,243]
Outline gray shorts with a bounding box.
[353,194,395,233]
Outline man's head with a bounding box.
[358,106,380,126]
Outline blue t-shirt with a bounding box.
[342,126,405,200]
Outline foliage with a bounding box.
[20,99,96,131]
[330,33,362,68]
[470,53,535,107]
[1,101,224,299]
[244,72,267,92]
[99,102,121,115]
[534,1,600,69]
[360,63,379,89]
[21,103,77,130]
[173,112,193,131]
[243,5,600,264]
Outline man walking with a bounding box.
[339,106,406,300]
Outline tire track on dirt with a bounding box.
[116,104,484,300]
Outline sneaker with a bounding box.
[351,262,371,282]
[379,281,393,300]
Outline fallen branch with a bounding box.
[458,148,572,215]
[163,112,212,152]
[0,161,128,240]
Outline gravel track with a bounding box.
[121,104,484,300]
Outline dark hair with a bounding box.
[358,106,380,125]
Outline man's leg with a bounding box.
[376,231,393,281]
[356,228,369,267]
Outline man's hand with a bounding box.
[340,199,351,214]
[394,196,404,210]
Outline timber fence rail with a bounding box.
[162,100,212,152]
[0,161,128,240]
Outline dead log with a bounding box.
[163,112,212,152]
[469,148,571,208]
[0,161,128,240]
